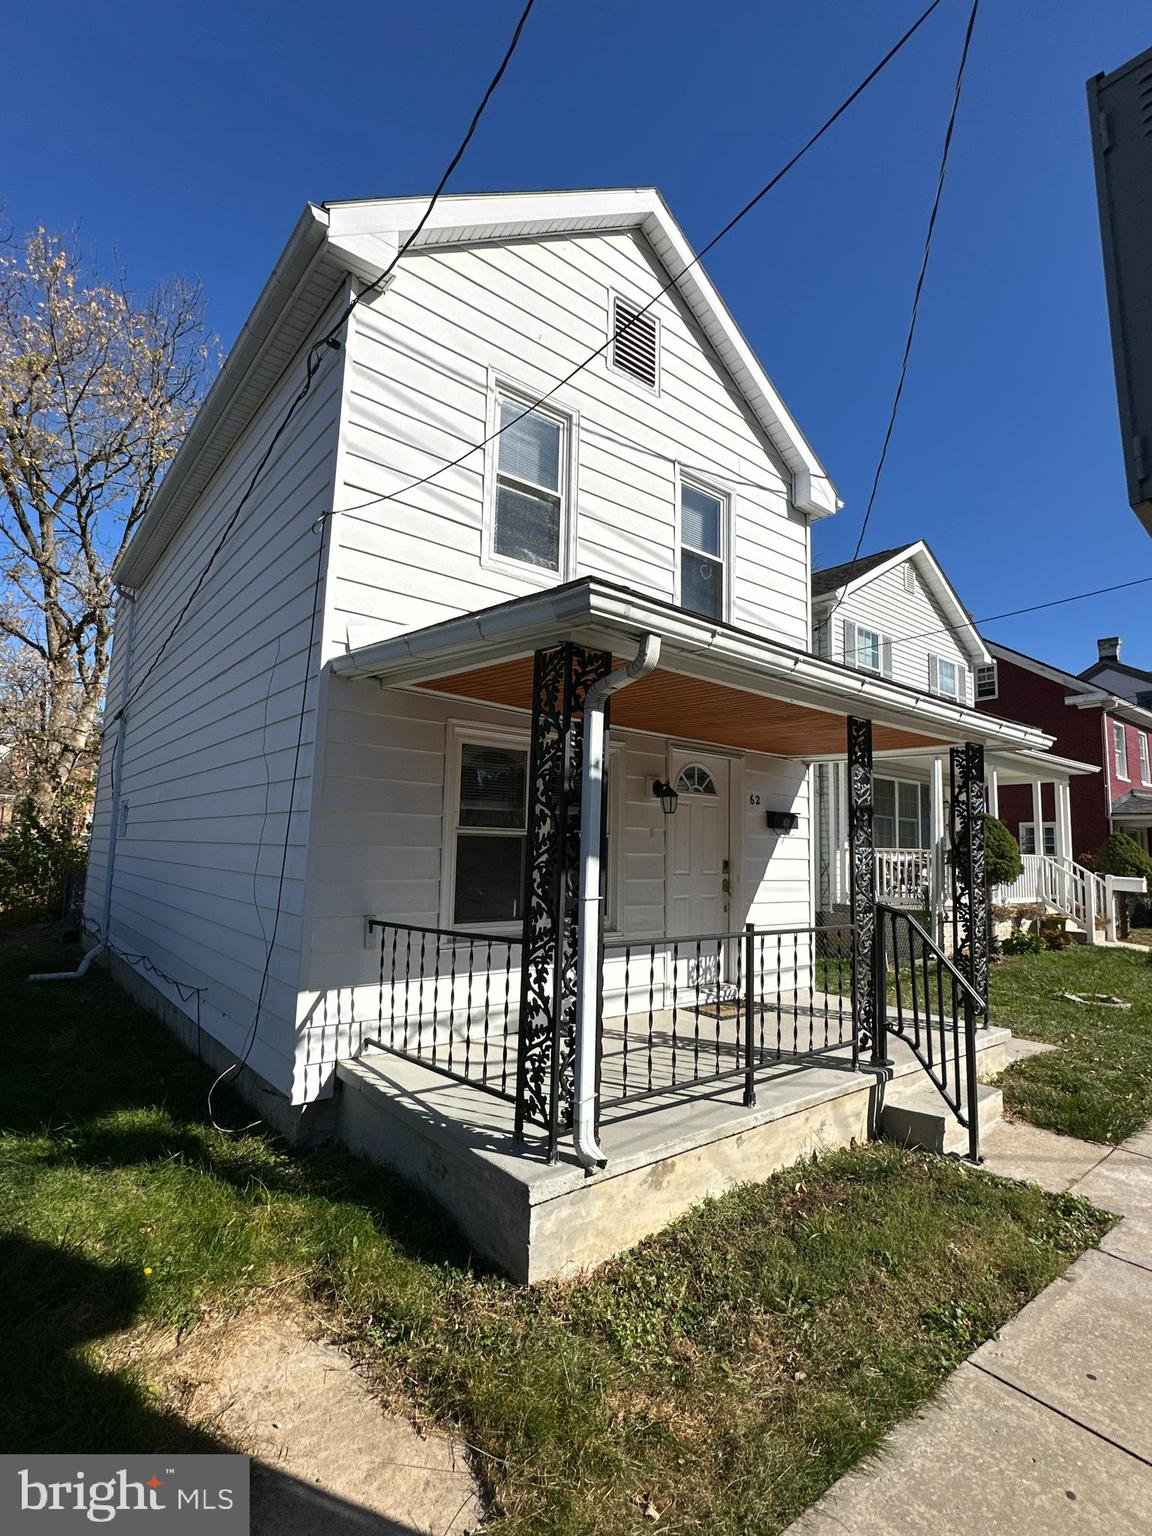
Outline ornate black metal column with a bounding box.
[514,643,613,1160]
[847,716,877,1062]
[950,742,989,1003]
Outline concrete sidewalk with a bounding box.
[784,1120,1152,1535]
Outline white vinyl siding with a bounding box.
[818,559,973,699]
[327,228,808,656]
[84,290,350,1099]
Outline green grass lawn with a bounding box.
[990,943,1152,1144]
[1,930,1113,1535]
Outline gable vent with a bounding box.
[611,296,658,388]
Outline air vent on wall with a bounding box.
[611,296,658,388]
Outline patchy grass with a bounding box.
[1128,927,1152,948]
[991,943,1152,1144]
[1,930,1111,1534]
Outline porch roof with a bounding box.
[333,579,1055,760]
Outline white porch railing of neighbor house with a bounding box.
[994,854,1110,938]
[874,849,932,905]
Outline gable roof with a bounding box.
[117,188,839,587]
[811,541,990,666]
[990,642,1152,727]
[1080,657,1152,688]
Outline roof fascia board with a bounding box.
[1064,691,1152,727]
[115,203,332,588]
[987,642,1102,694]
[331,580,1050,753]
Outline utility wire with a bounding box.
[885,572,1152,650]
[336,0,948,521]
[119,0,537,718]
[832,0,980,603]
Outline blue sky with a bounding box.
[8,0,1150,675]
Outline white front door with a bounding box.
[667,751,731,937]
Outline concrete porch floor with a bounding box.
[335,1017,1023,1282]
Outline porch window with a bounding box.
[874,777,930,849]
[679,481,726,621]
[1020,822,1056,857]
[493,394,566,571]
[1113,721,1129,781]
[452,741,529,924]
[930,654,962,700]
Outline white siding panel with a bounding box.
[84,290,349,1097]
[824,562,974,701]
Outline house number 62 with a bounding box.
[748,793,761,806]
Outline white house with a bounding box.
[85,190,1060,1279]
[809,543,1105,936]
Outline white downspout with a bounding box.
[29,590,137,983]
[572,633,661,1172]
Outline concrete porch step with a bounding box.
[880,1078,1003,1156]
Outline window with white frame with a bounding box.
[1019,822,1056,857]
[843,620,891,676]
[1139,732,1151,786]
[975,662,998,701]
[449,737,529,925]
[930,654,962,700]
[492,392,567,572]
[874,777,930,849]
[1113,721,1129,781]
[679,480,726,621]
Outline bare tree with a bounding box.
[0,228,212,817]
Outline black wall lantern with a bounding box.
[652,779,680,816]
[765,809,799,833]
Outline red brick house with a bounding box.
[977,640,1152,860]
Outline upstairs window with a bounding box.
[1113,721,1129,781]
[1139,732,1151,786]
[930,654,962,701]
[975,662,998,701]
[843,620,892,677]
[493,394,566,572]
[610,295,659,389]
[680,481,726,621]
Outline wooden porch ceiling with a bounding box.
[419,656,945,757]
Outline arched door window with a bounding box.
[675,764,718,797]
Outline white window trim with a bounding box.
[674,468,734,625]
[1113,721,1129,781]
[874,775,931,851]
[846,621,892,677]
[480,373,579,582]
[1139,732,1151,787]
[441,720,623,936]
[930,653,962,701]
[1019,821,1057,857]
[975,662,999,701]
[606,290,661,395]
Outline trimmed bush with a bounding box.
[985,816,1024,886]
[1001,930,1043,955]
[1093,831,1152,882]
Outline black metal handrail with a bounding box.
[599,922,855,1110]
[874,903,987,1161]
[363,918,521,1104]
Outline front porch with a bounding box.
[323,577,1046,1276]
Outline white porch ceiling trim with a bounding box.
[331,578,1054,755]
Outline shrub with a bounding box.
[1093,831,1152,882]
[985,816,1024,886]
[1001,931,1043,956]
[0,797,89,927]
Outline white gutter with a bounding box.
[29,591,137,983]
[572,634,661,1171]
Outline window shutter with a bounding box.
[611,296,659,388]
[843,619,857,666]
[929,654,940,694]
[881,638,893,678]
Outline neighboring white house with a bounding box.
[85,190,1059,1279]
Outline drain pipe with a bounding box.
[29,590,137,983]
[573,632,661,1171]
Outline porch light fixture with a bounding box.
[652,779,679,816]
[765,809,799,833]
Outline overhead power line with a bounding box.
[834,0,981,597]
[337,0,948,521]
[891,572,1152,650]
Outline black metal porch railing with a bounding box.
[874,904,988,1161]
[598,923,855,1110]
[363,920,521,1104]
